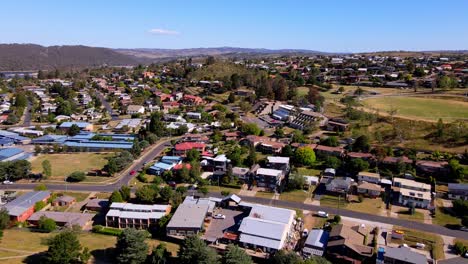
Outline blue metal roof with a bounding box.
[149,162,174,170]
[0,148,24,160]
[59,122,91,128]
[64,141,133,149]
[305,229,329,249]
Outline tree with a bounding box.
[115,228,149,264]
[321,136,338,147]
[282,145,294,157]
[67,171,86,182]
[147,243,171,264]
[34,183,48,191]
[38,216,57,232]
[68,124,81,136]
[0,208,10,230]
[120,185,131,201]
[159,186,173,202]
[294,146,316,166]
[324,156,341,169]
[186,149,200,162]
[245,146,257,167]
[270,250,302,264]
[352,135,370,152]
[453,241,467,255]
[199,186,209,197]
[333,215,342,224]
[42,159,52,179]
[348,158,369,173]
[136,185,158,204]
[223,244,252,264]
[436,118,444,138]
[179,236,219,264]
[45,230,85,264]
[227,92,236,103]
[241,123,261,136]
[110,190,124,203]
[303,256,331,264]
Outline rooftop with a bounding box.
[3,191,51,217]
[166,204,209,229]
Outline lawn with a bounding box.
[280,189,309,203]
[433,199,462,227]
[395,209,425,222]
[56,192,90,202]
[319,195,348,209]
[206,185,240,195]
[347,198,385,214]
[31,153,111,180]
[296,167,321,176]
[391,227,445,260]
[362,96,468,121]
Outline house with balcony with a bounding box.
[105,203,171,229]
[393,178,432,209]
[255,168,284,191]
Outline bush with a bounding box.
[67,171,86,182]
[453,240,467,255]
[333,215,341,224]
[34,201,47,212]
[137,173,148,183]
[221,190,231,196]
[358,195,364,203]
[38,216,56,233]
[92,226,123,236]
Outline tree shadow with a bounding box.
[22,252,47,264]
[90,248,116,264]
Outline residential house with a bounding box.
[357,172,381,184]
[201,154,231,176]
[290,110,325,130]
[347,152,375,161]
[382,156,413,166]
[186,112,202,120]
[415,160,449,176]
[393,178,432,209]
[166,204,209,237]
[266,156,290,172]
[326,224,373,263]
[3,191,51,222]
[255,168,284,191]
[326,119,350,132]
[106,203,171,229]
[447,183,468,200]
[127,105,145,115]
[232,167,250,181]
[303,229,329,258]
[379,246,428,264]
[315,145,345,157]
[357,182,382,198]
[181,94,204,106]
[147,156,183,175]
[85,199,109,212]
[52,195,76,206]
[326,177,354,195]
[181,134,209,143]
[173,142,206,156]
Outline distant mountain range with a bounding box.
[0,44,466,71]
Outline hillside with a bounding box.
[115,47,336,59]
[0,44,144,71]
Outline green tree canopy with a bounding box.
[115,228,149,264]
[223,244,252,264]
[45,230,85,264]
[179,236,219,264]
[38,216,57,232]
[110,190,124,203]
[294,146,316,166]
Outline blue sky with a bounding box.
[1,0,467,52]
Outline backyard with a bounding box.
[391,227,445,260]
[31,153,112,181]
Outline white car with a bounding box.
[316,211,329,218]
[213,214,226,219]
[2,180,13,185]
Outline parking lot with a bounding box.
[203,208,246,242]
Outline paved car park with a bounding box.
[203,208,246,242]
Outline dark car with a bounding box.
[167,181,177,188]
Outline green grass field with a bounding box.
[0,228,180,263]
[280,189,309,203]
[362,96,468,121]
[31,153,111,180]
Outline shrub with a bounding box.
[38,216,56,233]
[92,226,122,236]
[67,171,86,182]
[221,190,230,196]
[333,215,341,224]
[34,201,47,212]
[453,240,467,255]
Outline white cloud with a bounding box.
[148,28,180,35]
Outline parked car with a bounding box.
[130,170,136,175]
[2,180,12,185]
[460,226,468,232]
[213,214,226,219]
[167,181,177,188]
[316,211,329,218]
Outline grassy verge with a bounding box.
[347,198,384,214]
[395,210,425,222]
[320,195,348,209]
[433,199,461,227]
[296,167,321,176]
[55,192,90,202]
[280,190,309,203]
[206,185,240,195]
[255,191,274,199]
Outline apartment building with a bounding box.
[105,203,171,229]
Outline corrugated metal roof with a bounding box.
[0,148,24,160]
[4,191,51,216]
[166,204,208,229]
[305,229,329,248]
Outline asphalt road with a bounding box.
[96,92,118,120]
